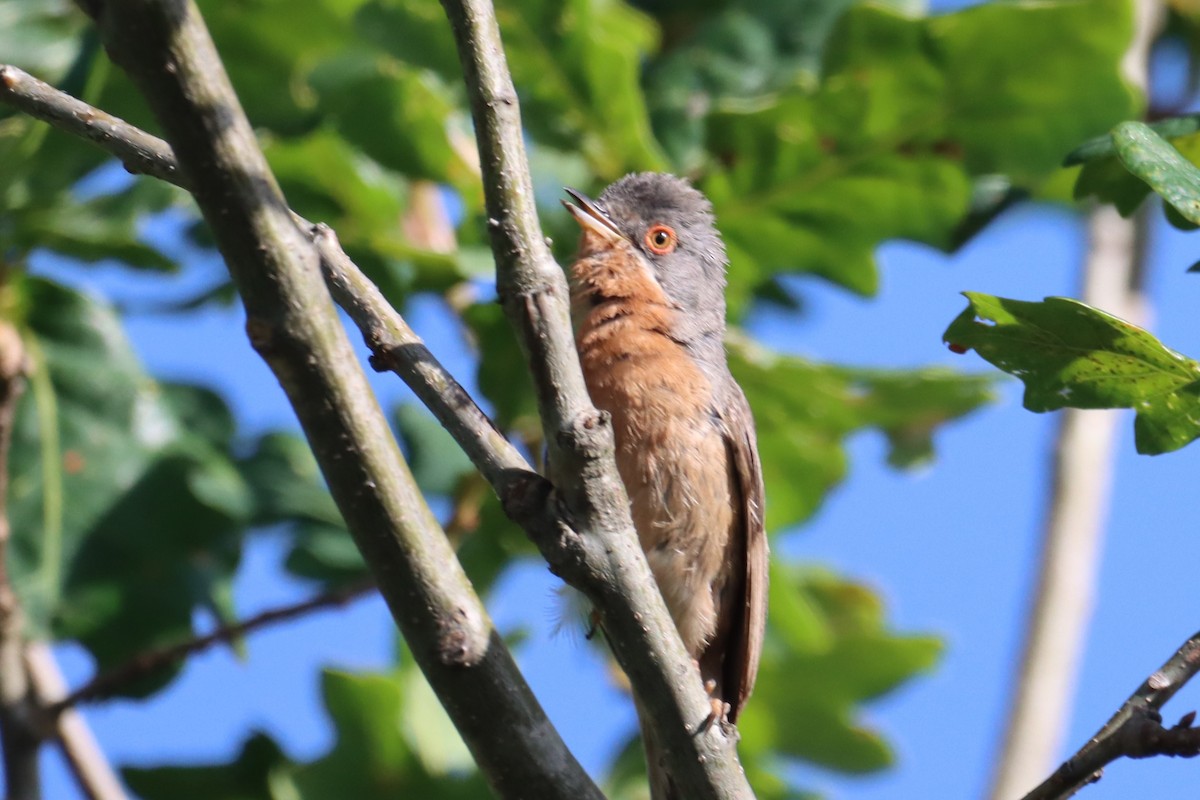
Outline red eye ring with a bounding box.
[645,224,677,255]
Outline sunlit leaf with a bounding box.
[290,669,491,799]
[1112,120,1200,225]
[944,292,1200,454]
[702,0,1134,309]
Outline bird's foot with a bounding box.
[698,679,733,735]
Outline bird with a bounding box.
[562,172,767,800]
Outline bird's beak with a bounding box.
[562,187,624,247]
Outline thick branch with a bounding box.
[1021,631,1200,800]
[75,2,599,797]
[439,1,753,798]
[53,580,373,712]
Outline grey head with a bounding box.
[564,172,730,351]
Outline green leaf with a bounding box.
[1073,150,1152,216]
[308,54,478,194]
[944,293,1200,455]
[1112,120,1200,225]
[397,646,474,776]
[354,0,465,80]
[123,667,489,800]
[496,0,668,179]
[266,129,407,237]
[461,303,539,436]
[1072,119,1200,218]
[1065,113,1200,166]
[729,339,996,530]
[5,277,249,689]
[123,731,287,800]
[0,13,182,271]
[737,565,941,774]
[264,130,466,299]
[239,432,342,529]
[237,432,365,588]
[339,0,671,179]
[14,182,182,272]
[701,0,1134,307]
[642,0,914,170]
[58,447,250,695]
[239,427,521,595]
[0,0,88,82]
[291,669,490,799]
[197,0,363,135]
[159,382,238,449]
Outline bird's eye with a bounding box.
[645,224,677,255]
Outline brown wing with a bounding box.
[718,385,767,722]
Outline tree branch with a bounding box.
[51,580,374,712]
[1021,630,1200,800]
[0,65,183,187]
[70,2,600,797]
[439,1,753,797]
[317,224,535,487]
[2,15,753,791]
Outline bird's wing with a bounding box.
[719,385,768,722]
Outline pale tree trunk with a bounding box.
[986,2,1162,797]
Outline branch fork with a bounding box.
[1,0,755,793]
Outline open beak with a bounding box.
[562,187,624,246]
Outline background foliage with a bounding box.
[5,0,1192,797]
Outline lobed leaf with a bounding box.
[5,277,248,689]
[944,293,1200,454]
[700,0,1134,309]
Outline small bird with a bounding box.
[563,173,767,800]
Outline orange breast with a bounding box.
[572,265,736,656]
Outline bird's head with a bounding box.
[563,172,729,340]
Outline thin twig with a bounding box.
[1021,631,1200,800]
[75,1,602,797]
[317,224,533,485]
[52,580,374,713]
[439,1,753,797]
[0,65,184,188]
